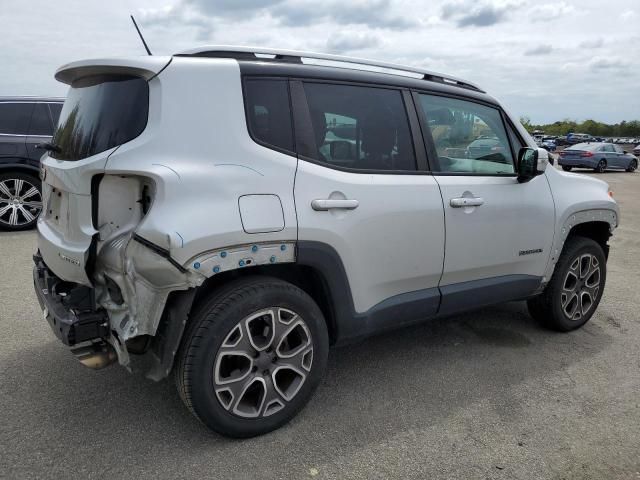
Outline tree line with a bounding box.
[519,117,640,137]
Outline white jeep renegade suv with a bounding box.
[33,46,619,437]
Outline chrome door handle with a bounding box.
[311,199,359,211]
[450,197,484,208]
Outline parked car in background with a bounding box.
[558,142,638,173]
[0,97,63,230]
[567,133,594,145]
[541,137,557,152]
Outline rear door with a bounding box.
[415,92,555,315]
[612,144,627,168]
[292,80,445,323]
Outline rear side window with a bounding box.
[0,102,33,135]
[244,79,294,154]
[29,103,53,136]
[418,94,515,175]
[51,75,149,161]
[303,83,416,172]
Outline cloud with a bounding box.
[270,0,417,29]
[620,10,636,21]
[524,44,553,56]
[441,0,521,27]
[326,31,382,53]
[588,56,626,71]
[529,2,575,21]
[579,38,604,49]
[139,4,213,40]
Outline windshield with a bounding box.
[51,74,149,161]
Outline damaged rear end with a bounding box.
[34,56,201,378]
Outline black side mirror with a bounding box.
[517,147,538,183]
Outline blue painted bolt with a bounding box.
[193,262,201,269]
[220,251,227,258]
[270,256,277,263]
[252,245,258,252]
[213,266,220,273]
[239,260,245,267]
[280,244,286,251]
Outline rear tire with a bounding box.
[0,172,43,231]
[562,166,572,172]
[175,276,329,438]
[594,160,607,173]
[626,159,637,172]
[527,236,606,332]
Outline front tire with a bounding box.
[562,166,572,172]
[0,172,43,231]
[594,160,607,173]
[175,276,329,438]
[626,159,637,172]
[527,236,606,332]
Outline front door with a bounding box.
[415,92,555,315]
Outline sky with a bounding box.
[0,0,638,124]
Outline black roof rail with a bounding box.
[176,45,484,92]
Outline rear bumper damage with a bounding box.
[33,230,200,378]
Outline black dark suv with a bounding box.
[0,97,63,230]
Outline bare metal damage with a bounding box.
[91,177,297,369]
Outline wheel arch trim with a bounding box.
[543,209,618,285]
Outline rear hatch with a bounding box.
[38,57,170,285]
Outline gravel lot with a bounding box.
[0,168,638,480]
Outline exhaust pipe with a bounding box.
[71,342,117,370]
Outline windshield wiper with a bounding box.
[36,142,62,153]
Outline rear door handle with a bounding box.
[450,197,484,208]
[311,199,359,211]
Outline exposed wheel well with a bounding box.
[192,264,338,344]
[567,221,611,258]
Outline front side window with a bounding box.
[51,75,149,161]
[0,102,33,135]
[303,83,416,172]
[418,94,515,174]
[244,79,294,153]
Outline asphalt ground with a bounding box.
[0,167,638,479]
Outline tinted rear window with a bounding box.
[51,75,149,161]
[0,102,33,135]
[244,79,294,153]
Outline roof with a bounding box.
[176,45,484,93]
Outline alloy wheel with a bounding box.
[0,177,42,228]
[213,307,314,418]
[597,160,606,173]
[561,253,601,321]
